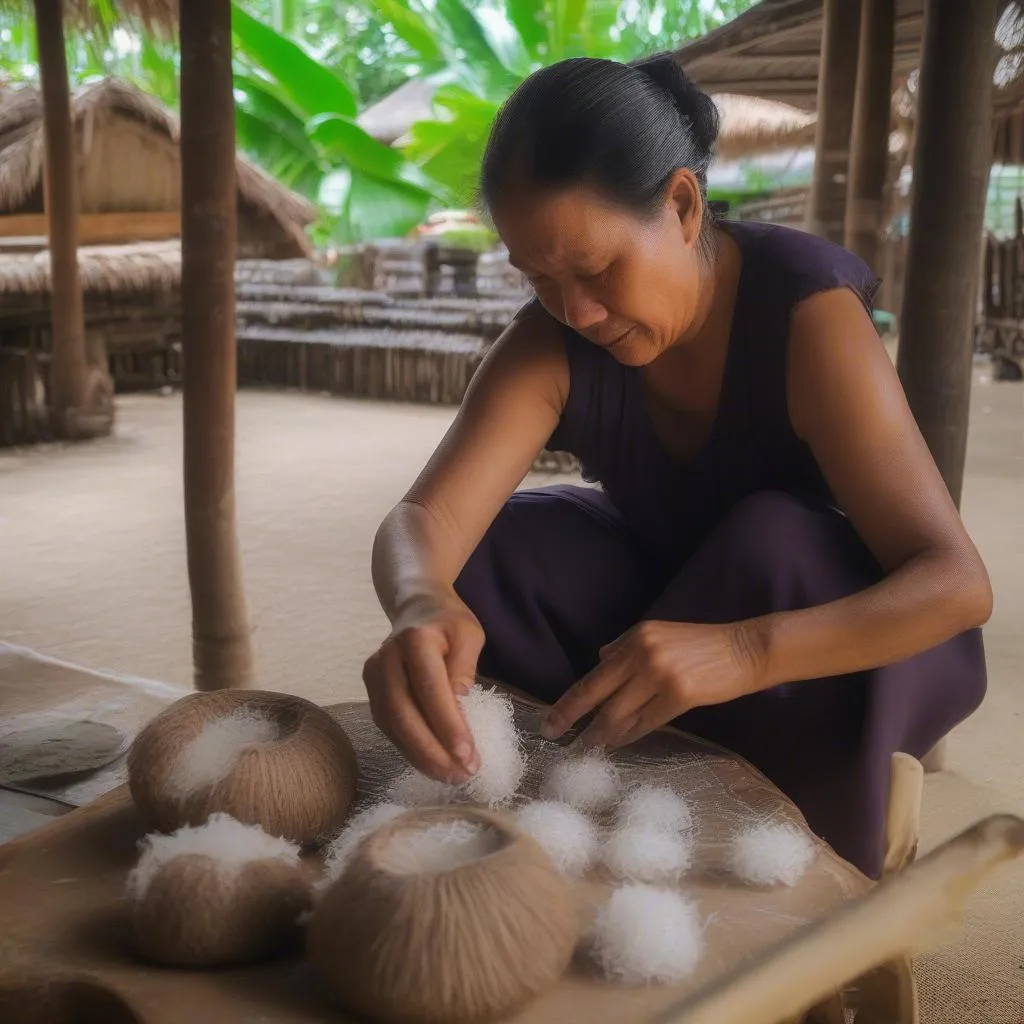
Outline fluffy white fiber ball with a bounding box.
[320,802,408,890]
[515,801,600,877]
[127,812,299,901]
[166,709,278,800]
[589,883,704,985]
[601,823,694,883]
[616,786,694,835]
[540,750,621,813]
[457,685,525,806]
[388,769,458,808]
[728,821,816,888]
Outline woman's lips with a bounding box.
[592,326,634,349]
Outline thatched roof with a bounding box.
[713,94,816,160]
[676,0,1024,114]
[0,0,176,33]
[359,74,818,159]
[0,239,180,296]
[0,79,316,255]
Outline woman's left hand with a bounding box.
[539,620,764,749]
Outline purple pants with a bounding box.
[455,486,986,877]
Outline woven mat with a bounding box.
[0,693,870,1024]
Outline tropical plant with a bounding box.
[361,0,759,206]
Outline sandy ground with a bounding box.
[2,374,1023,1019]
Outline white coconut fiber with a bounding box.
[165,709,278,800]
[126,812,300,901]
[457,685,525,806]
[601,824,694,883]
[391,820,499,873]
[616,786,694,834]
[387,769,458,808]
[728,821,816,888]
[589,883,704,985]
[515,800,600,877]
[320,802,409,890]
[540,750,620,813]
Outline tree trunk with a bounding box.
[805,0,861,244]
[844,0,896,272]
[180,0,254,689]
[33,0,110,440]
[896,0,998,508]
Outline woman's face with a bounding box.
[491,173,706,366]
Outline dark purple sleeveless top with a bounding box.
[544,219,880,563]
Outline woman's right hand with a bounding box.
[362,589,485,784]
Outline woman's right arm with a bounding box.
[365,303,568,781]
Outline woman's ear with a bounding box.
[665,168,703,249]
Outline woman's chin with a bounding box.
[608,338,658,367]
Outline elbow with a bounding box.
[954,553,994,630]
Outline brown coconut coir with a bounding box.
[129,851,311,966]
[307,805,578,1024]
[127,690,357,846]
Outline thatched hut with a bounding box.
[0,79,319,443]
[0,78,316,258]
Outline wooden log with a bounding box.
[33,0,107,440]
[897,0,1000,508]
[0,211,181,245]
[805,0,860,244]
[844,0,895,271]
[180,0,253,690]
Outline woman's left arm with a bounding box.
[541,287,992,748]
[749,285,993,687]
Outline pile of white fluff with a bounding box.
[601,785,696,883]
[394,820,497,872]
[601,826,693,883]
[616,786,694,834]
[458,685,525,805]
[320,802,408,890]
[540,749,620,813]
[728,821,816,887]
[515,801,600,878]
[387,685,525,809]
[165,709,278,800]
[126,812,300,901]
[589,883,704,985]
[388,770,457,807]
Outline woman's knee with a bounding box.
[711,491,879,602]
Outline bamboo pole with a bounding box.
[844,0,896,272]
[32,0,92,437]
[805,0,861,244]
[896,0,999,509]
[179,0,254,689]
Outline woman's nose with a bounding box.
[562,286,607,333]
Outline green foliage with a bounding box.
[0,0,759,244]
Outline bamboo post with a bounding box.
[179,0,254,689]
[896,0,999,508]
[32,0,99,439]
[650,815,1024,1024]
[805,0,861,244]
[844,0,896,272]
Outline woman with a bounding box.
[362,55,991,878]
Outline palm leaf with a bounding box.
[231,4,357,120]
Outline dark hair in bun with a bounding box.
[480,53,720,258]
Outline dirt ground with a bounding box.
[2,373,1023,1020]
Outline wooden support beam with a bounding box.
[805,0,861,243]
[844,0,896,271]
[180,0,254,690]
[32,0,110,440]
[896,0,999,508]
[0,212,182,245]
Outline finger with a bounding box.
[597,630,630,661]
[445,620,484,696]
[371,646,469,782]
[404,632,479,773]
[579,674,657,748]
[615,695,676,749]
[541,655,632,741]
